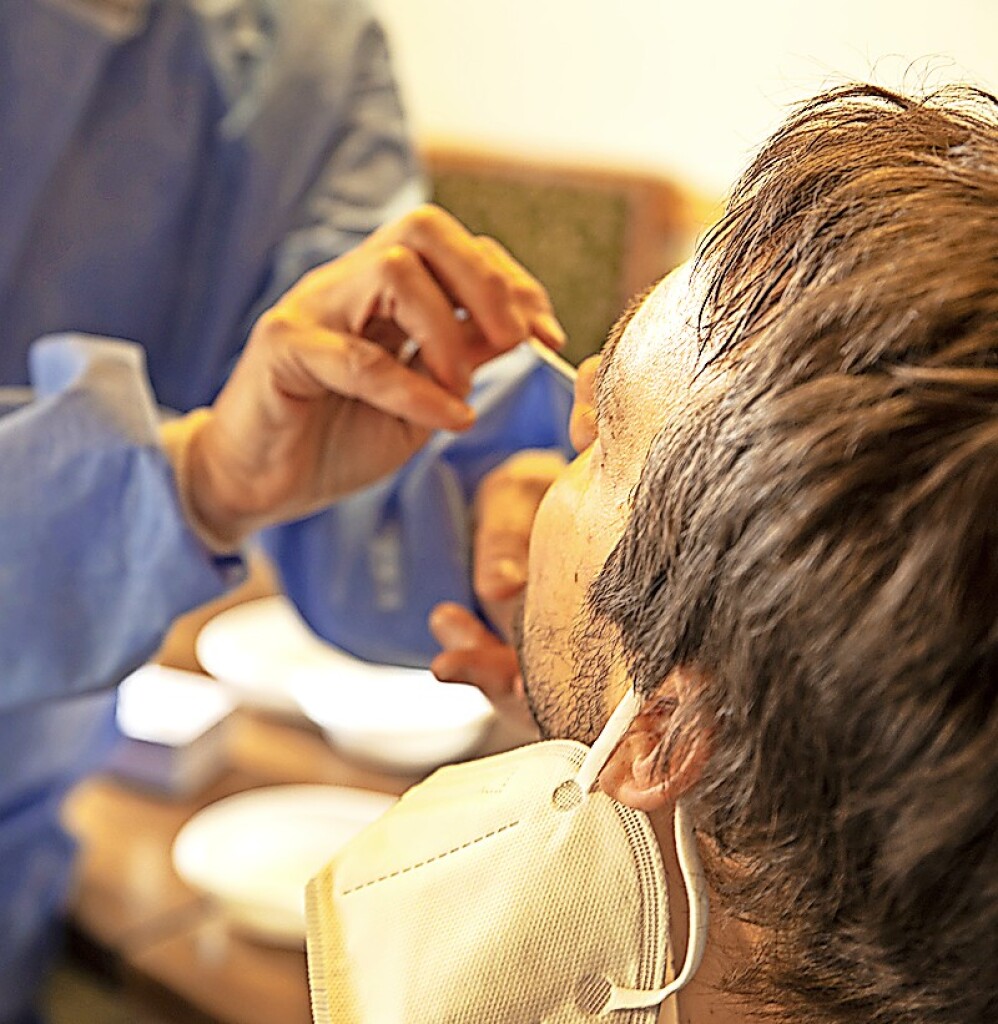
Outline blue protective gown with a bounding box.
[0,1,572,1017]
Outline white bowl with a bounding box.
[172,784,396,947]
[196,596,380,717]
[291,664,495,775]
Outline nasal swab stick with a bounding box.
[527,337,577,384]
[400,310,578,385]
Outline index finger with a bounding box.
[387,206,564,356]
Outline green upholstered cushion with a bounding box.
[431,171,630,364]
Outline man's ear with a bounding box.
[599,668,711,812]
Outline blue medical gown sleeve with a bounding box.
[245,13,426,313]
[208,6,427,389]
[262,347,574,665]
[0,337,242,711]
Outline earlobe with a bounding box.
[599,671,711,812]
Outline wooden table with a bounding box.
[63,706,534,1024]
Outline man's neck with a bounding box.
[649,809,755,1024]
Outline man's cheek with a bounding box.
[525,521,584,643]
[527,472,574,575]
[530,450,622,619]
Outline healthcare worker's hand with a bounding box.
[430,450,565,728]
[472,448,568,640]
[162,205,564,548]
[430,602,532,727]
[429,358,600,723]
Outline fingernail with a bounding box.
[432,612,474,648]
[458,364,473,399]
[446,397,476,429]
[494,558,526,588]
[433,619,463,646]
[535,312,567,349]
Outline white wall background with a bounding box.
[374,0,998,198]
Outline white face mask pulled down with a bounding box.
[306,689,709,1024]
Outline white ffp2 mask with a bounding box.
[306,690,709,1023]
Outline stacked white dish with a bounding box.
[197,595,495,774]
[172,784,396,946]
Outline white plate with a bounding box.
[173,784,396,947]
[196,596,363,716]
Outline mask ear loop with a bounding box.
[573,689,710,1015]
[574,688,643,797]
[600,801,709,1013]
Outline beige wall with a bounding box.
[375,0,998,197]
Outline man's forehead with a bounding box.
[599,262,702,454]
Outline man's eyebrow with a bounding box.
[594,282,656,423]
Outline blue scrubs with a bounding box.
[0,340,240,1021]
[0,1,572,1017]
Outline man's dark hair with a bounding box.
[590,84,998,1023]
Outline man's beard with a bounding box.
[513,601,617,745]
